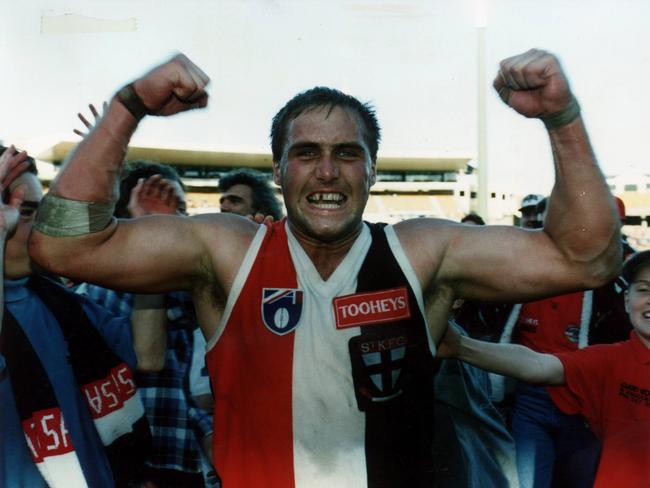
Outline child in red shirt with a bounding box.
[440,250,650,488]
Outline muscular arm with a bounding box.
[399,49,620,312]
[28,55,254,295]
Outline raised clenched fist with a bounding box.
[131,53,210,117]
[493,49,573,120]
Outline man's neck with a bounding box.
[289,224,363,281]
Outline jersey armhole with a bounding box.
[206,224,268,351]
[384,225,437,356]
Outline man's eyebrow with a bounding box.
[220,195,243,202]
[334,142,365,150]
[289,141,364,151]
[288,142,319,151]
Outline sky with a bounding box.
[2,0,649,194]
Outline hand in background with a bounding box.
[0,146,29,234]
[73,102,108,138]
[127,174,182,217]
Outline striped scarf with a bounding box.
[0,276,150,487]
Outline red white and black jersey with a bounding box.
[206,220,437,487]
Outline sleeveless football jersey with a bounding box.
[206,220,436,487]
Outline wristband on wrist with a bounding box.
[540,95,581,130]
[116,83,149,121]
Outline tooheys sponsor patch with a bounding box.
[333,287,411,329]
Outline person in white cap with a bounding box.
[519,193,544,229]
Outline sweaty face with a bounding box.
[6,172,43,278]
[273,105,376,244]
[220,184,255,216]
[625,265,650,348]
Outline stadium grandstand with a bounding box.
[36,141,521,224]
[39,141,650,238]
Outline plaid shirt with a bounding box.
[76,285,213,474]
[74,282,134,317]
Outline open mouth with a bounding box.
[307,192,346,209]
[642,311,650,319]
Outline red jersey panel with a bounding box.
[207,222,297,487]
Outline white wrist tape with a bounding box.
[33,194,115,237]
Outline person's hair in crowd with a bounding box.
[622,250,650,285]
[460,213,485,226]
[115,160,184,218]
[218,168,283,220]
[270,86,381,164]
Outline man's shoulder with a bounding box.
[191,211,263,256]
[391,217,462,241]
[389,217,459,272]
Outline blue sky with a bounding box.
[3,0,649,193]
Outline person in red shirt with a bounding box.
[439,250,650,488]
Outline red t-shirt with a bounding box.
[516,292,584,353]
[548,332,650,487]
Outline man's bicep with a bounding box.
[395,219,562,300]
[31,215,211,293]
[438,224,594,302]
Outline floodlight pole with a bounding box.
[476,1,489,221]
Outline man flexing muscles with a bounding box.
[30,49,621,487]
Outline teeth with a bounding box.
[307,192,344,207]
[321,193,342,201]
[643,312,650,319]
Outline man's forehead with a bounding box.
[633,267,650,282]
[223,184,253,199]
[287,105,365,143]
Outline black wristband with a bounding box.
[116,83,149,121]
[540,95,581,130]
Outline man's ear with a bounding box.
[624,290,630,314]
[369,160,377,187]
[273,161,282,186]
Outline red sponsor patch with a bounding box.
[333,287,411,329]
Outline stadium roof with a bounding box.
[37,141,471,172]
